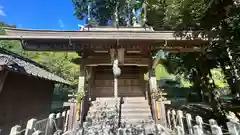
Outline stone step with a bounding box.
[122,115,152,119]
[123,97,146,101]
[120,97,153,125]
[121,115,152,120]
[121,104,150,109]
[91,104,116,108]
[89,106,116,111]
[121,111,151,116]
[96,97,120,101]
[123,100,149,104]
[91,100,117,104]
[121,118,154,125]
[121,108,151,113]
[89,107,116,111]
[89,106,116,110]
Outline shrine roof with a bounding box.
[0,27,207,41]
[0,27,208,52]
[0,48,69,84]
[79,26,155,31]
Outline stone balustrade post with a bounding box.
[46,113,55,135]
[24,118,37,135]
[186,113,193,134]
[9,125,21,135]
[227,121,240,135]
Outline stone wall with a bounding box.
[0,70,54,135]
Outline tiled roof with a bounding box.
[0,48,69,84]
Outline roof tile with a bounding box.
[0,48,70,84]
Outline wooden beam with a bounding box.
[83,56,151,66]
[83,49,150,57]
[14,38,207,52]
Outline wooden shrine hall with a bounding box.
[0,27,207,98]
[0,27,208,125]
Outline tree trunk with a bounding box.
[220,60,236,95]
[197,54,210,103]
[192,70,203,102]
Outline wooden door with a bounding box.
[93,66,144,97]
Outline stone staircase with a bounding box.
[121,97,154,125]
[86,97,153,126]
[88,97,119,115]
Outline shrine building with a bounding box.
[0,26,208,125]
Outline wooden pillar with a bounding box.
[78,67,85,93]
[79,60,87,127]
[149,61,157,90]
[89,67,95,100]
[86,66,93,101]
[148,58,158,122]
[139,67,146,98]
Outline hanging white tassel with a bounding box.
[113,59,121,77]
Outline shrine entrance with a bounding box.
[93,66,145,98]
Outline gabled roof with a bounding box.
[0,27,208,52]
[0,27,207,41]
[79,26,154,31]
[0,48,69,84]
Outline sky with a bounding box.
[0,0,85,30]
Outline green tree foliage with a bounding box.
[147,0,239,120]
[72,0,144,26]
[146,0,238,98]
[0,22,16,34]
[146,0,211,30]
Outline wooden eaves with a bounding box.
[0,28,209,52]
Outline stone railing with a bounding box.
[9,110,70,135]
[166,108,240,135]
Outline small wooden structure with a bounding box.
[0,26,208,127]
[0,48,69,135]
